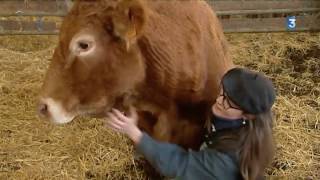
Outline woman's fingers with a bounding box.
[106,120,123,132]
[106,120,120,129]
[107,112,125,127]
[112,108,127,121]
[107,112,119,122]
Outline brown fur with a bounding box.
[39,0,234,149]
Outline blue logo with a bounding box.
[287,16,296,30]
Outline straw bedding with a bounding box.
[0,32,319,179]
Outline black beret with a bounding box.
[222,68,276,114]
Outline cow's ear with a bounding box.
[112,0,147,50]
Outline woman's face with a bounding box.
[212,88,244,119]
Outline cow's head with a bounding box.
[38,0,147,124]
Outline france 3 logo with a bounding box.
[287,16,296,30]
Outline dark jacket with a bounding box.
[136,133,242,180]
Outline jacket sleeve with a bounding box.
[136,132,189,177]
[136,133,241,179]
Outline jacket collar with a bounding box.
[210,113,247,132]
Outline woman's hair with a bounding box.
[212,111,274,180]
[240,112,274,180]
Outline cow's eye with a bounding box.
[78,42,89,50]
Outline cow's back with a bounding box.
[138,0,233,105]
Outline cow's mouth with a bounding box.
[39,94,131,124]
[77,102,123,119]
[37,98,77,124]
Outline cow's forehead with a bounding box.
[58,18,105,53]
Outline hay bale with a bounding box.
[0,33,319,179]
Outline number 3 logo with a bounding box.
[287,16,296,30]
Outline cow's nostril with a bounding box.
[38,103,48,116]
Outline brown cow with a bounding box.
[38,0,234,149]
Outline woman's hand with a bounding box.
[106,107,143,144]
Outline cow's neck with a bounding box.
[137,35,177,95]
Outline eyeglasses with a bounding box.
[217,90,242,111]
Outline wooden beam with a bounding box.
[216,8,320,16]
[0,0,319,17]
[0,0,319,34]
[1,9,319,17]
[208,0,320,11]
[0,20,58,34]
[0,31,59,35]
[221,16,320,33]
[0,12,66,17]
[1,15,319,35]
[0,0,67,16]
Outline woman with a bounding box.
[105,68,276,180]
